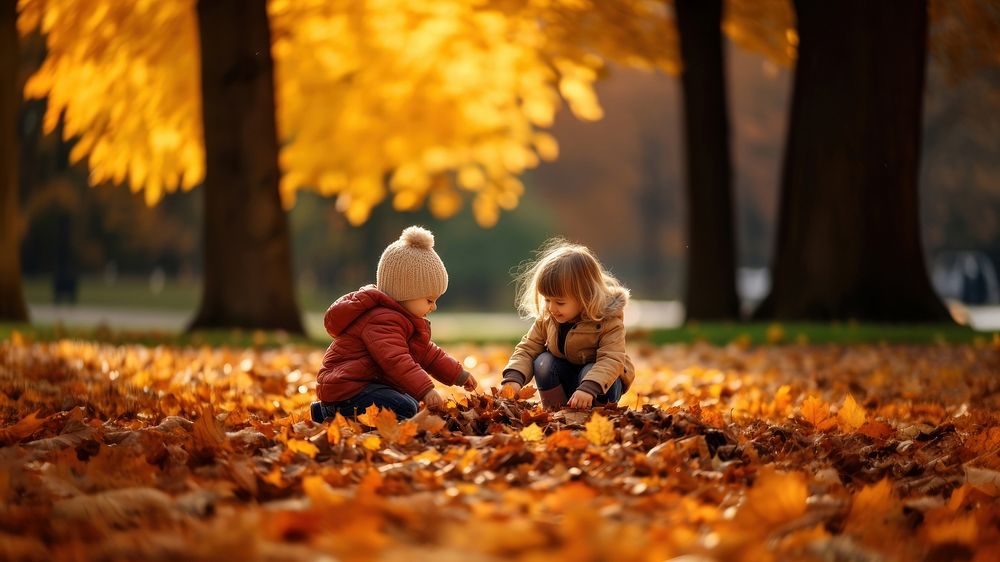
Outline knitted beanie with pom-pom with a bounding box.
[376,226,448,301]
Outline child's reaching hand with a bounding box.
[567,390,594,408]
[461,371,479,392]
[422,389,445,409]
[500,381,522,399]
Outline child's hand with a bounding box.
[500,382,522,399]
[567,390,594,408]
[422,389,445,409]
[462,372,479,392]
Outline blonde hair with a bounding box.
[514,238,629,321]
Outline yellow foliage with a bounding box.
[19,0,677,226]
[837,393,866,431]
[286,439,319,458]
[520,422,544,442]
[19,0,204,205]
[585,412,615,446]
[723,0,797,66]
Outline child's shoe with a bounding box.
[310,401,325,423]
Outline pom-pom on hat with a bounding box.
[376,226,449,301]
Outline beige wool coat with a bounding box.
[503,287,635,395]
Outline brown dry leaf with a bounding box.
[0,411,49,445]
[964,466,1000,496]
[192,405,227,453]
[859,421,896,440]
[52,487,176,527]
[517,386,538,400]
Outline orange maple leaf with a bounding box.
[356,404,381,427]
[546,429,589,450]
[801,396,836,431]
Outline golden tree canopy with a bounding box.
[18,0,678,226]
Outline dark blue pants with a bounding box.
[319,383,420,420]
[533,351,623,406]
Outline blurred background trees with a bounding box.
[1,0,27,321]
[3,0,998,329]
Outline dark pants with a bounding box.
[533,351,623,407]
[320,383,420,420]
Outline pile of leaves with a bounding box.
[1,332,999,561]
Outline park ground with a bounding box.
[1,279,999,560]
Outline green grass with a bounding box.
[640,322,990,346]
[23,276,337,312]
[1,320,993,350]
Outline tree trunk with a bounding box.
[675,0,741,321]
[189,0,303,333]
[0,0,28,322]
[755,0,950,322]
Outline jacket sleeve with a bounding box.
[502,317,548,384]
[420,341,464,385]
[361,316,434,399]
[580,316,628,393]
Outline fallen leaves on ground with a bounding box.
[1,334,1000,561]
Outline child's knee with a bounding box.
[396,395,420,419]
[533,352,558,389]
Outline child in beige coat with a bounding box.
[500,239,635,408]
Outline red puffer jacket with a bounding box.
[315,286,464,402]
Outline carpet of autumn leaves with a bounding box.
[2,332,1000,562]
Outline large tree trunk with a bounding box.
[0,0,28,322]
[756,0,950,322]
[189,0,303,333]
[675,0,741,321]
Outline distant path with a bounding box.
[26,302,999,339]
[26,300,687,341]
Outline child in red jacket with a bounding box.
[310,226,478,421]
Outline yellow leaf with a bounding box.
[302,475,346,509]
[361,436,382,451]
[412,450,442,464]
[520,423,543,442]
[837,394,866,431]
[327,422,341,445]
[585,412,615,446]
[286,439,318,459]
